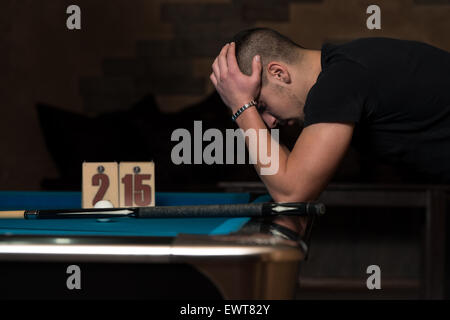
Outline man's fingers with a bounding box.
[210,72,218,87]
[212,57,220,81]
[227,42,240,73]
[218,43,229,78]
[251,55,262,81]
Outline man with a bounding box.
[210,28,450,238]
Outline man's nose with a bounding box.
[261,113,278,128]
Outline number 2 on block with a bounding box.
[92,173,110,206]
[82,162,119,209]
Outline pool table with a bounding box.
[0,192,305,300]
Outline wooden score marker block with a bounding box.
[82,162,119,208]
[119,162,155,208]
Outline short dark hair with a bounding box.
[232,28,304,85]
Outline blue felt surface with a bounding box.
[0,217,251,236]
[0,192,271,236]
[0,192,253,210]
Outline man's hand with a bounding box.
[210,42,262,113]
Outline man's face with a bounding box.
[257,82,304,129]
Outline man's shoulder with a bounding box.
[322,37,437,62]
[320,37,433,75]
[325,37,420,50]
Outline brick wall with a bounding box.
[80,0,450,114]
[1,0,450,189]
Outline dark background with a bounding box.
[1,0,449,190]
[1,0,450,299]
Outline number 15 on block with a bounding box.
[119,162,155,208]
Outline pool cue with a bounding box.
[0,202,325,219]
[0,211,27,219]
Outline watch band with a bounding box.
[231,100,257,122]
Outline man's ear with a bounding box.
[267,62,291,84]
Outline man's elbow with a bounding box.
[270,187,322,203]
[270,191,314,203]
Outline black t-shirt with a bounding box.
[304,37,450,183]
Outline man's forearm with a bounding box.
[234,106,313,234]
[234,107,294,200]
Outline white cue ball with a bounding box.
[94,200,114,208]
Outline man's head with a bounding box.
[233,28,308,128]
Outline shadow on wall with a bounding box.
[37,92,430,191]
[37,92,261,191]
